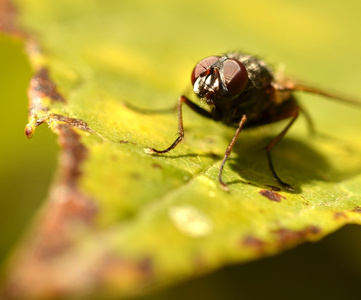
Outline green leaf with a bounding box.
[2,0,361,299]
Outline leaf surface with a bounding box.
[2,0,361,299]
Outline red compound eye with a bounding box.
[191,56,220,85]
[222,59,248,96]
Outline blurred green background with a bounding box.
[0,35,58,262]
[2,0,361,299]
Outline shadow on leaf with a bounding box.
[227,134,361,192]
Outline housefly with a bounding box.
[145,52,360,192]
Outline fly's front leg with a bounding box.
[219,115,247,191]
[145,95,213,154]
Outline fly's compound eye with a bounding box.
[222,59,248,96]
[191,56,220,85]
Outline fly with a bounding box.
[145,52,361,192]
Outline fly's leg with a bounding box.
[266,110,299,192]
[219,115,247,191]
[125,102,177,114]
[299,105,315,135]
[145,95,213,154]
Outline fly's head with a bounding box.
[191,55,249,106]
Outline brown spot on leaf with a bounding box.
[0,0,26,36]
[242,236,267,254]
[119,140,136,145]
[152,163,162,169]
[273,226,321,248]
[95,255,154,291]
[32,126,98,258]
[28,68,65,108]
[131,172,141,180]
[2,127,99,299]
[259,189,286,202]
[334,211,347,220]
[51,114,94,134]
[58,126,88,186]
[25,66,97,138]
[1,7,103,300]
[25,67,68,138]
[138,256,153,276]
[352,206,361,213]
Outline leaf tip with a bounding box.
[24,124,34,138]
